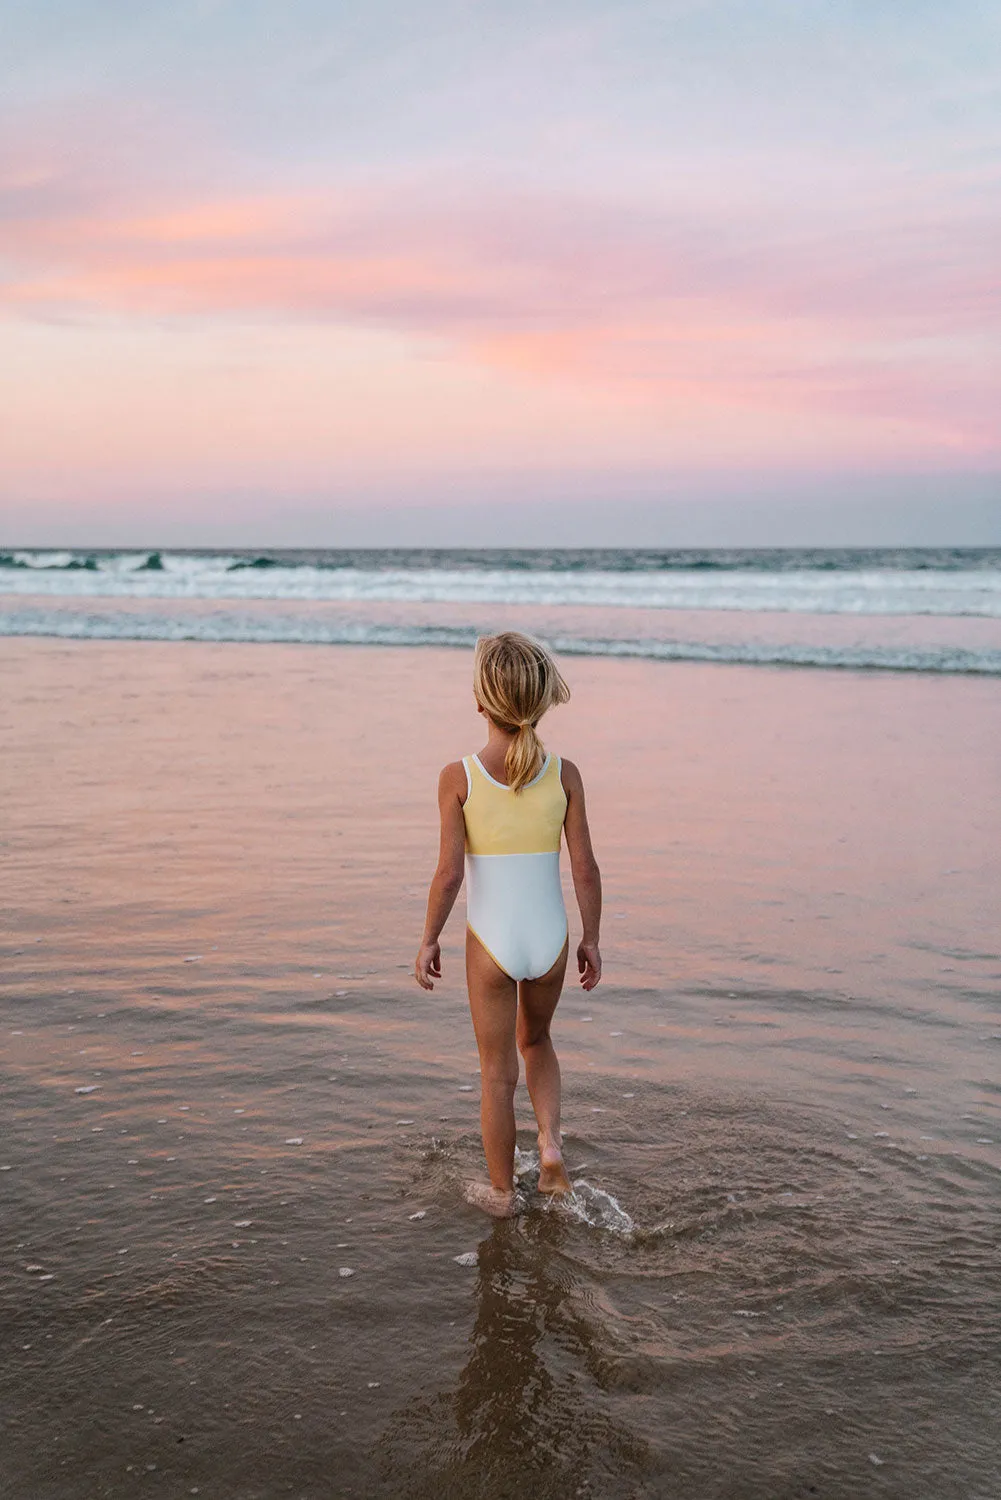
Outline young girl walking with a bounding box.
[414,632,602,1217]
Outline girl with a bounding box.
[414,632,602,1218]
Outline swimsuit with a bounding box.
[461,751,569,981]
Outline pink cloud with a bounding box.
[1,152,997,451]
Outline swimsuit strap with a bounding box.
[470,750,551,791]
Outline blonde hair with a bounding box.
[473,632,570,792]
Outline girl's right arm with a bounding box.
[414,761,467,991]
[561,759,602,990]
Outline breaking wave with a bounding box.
[3,606,999,675]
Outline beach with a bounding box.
[2,634,999,1497]
[7,0,1001,1483]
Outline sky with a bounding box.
[1,0,999,546]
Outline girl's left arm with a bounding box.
[414,762,467,990]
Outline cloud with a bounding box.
[1,128,998,452]
[3,159,995,320]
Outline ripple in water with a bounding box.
[380,1087,1001,1499]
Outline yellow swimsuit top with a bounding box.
[462,751,567,855]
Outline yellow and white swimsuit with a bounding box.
[461,751,569,981]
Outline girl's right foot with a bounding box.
[464,1181,525,1218]
[537,1134,572,1195]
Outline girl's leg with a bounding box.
[517,938,571,1193]
[465,929,519,1200]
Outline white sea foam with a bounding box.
[3,609,990,675]
[2,555,1000,615]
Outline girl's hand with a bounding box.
[415,941,442,990]
[577,941,601,991]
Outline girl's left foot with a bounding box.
[464,1181,525,1218]
[537,1135,572,1195]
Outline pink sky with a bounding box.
[2,2,999,543]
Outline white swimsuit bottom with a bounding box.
[466,850,569,982]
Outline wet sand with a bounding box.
[2,639,1000,1498]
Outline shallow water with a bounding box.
[2,640,1000,1497]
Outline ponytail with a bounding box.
[505,721,546,793]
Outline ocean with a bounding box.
[3,545,1001,675]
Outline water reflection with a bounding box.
[380,1216,651,1499]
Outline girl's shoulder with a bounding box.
[557,756,584,795]
[437,759,469,802]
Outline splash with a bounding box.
[514,1146,635,1231]
[513,1144,539,1180]
[559,1179,636,1234]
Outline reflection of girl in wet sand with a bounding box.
[379,1221,649,1497]
[415,632,602,1217]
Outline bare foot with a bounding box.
[464,1181,525,1219]
[537,1135,572,1195]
